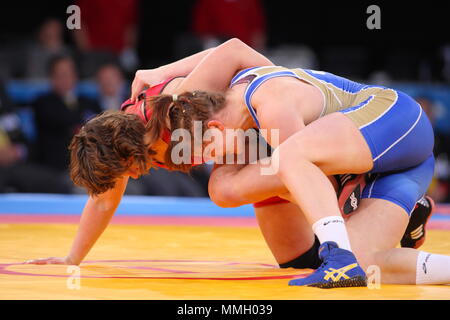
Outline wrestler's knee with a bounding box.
[270,138,311,178]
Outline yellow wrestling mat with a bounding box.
[1,223,450,300]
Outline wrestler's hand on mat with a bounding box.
[131,69,164,102]
[24,256,76,265]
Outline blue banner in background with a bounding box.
[0,194,255,217]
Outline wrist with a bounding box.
[66,255,80,266]
[155,66,171,80]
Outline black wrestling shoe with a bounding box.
[401,195,435,249]
[335,174,367,215]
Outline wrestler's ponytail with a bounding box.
[146,94,173,147]
[147,91,226,171]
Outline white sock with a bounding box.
[416,251,450,285]
[312,216,352,251]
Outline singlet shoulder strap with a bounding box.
[230,66,304,128]
[230,67,260,86]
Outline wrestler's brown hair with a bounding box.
[69,111,153,196]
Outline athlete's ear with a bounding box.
[207,120,225,131]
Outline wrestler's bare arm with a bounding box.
[132,38,274,97]
[25,176,129,265]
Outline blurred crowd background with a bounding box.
[0,0,449,202]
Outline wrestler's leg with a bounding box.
[346,157,450,285]
[255,201,319,268]
[347,198,450,285]
[255,176,340,268]
[272,113,372,252]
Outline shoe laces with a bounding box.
[315,259,330,272]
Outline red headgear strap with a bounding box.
[120,79,174,169]
[120,79,173,144]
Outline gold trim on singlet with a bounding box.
[241,66,399,129]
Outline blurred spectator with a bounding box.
[32,55,101,173]
[418,96,450,202]
[74,0,140,73]
[0,81,71,193]
[192,0,267,51]
[25,18,72,80]
[95,63,128,111]
[0,83,28,169]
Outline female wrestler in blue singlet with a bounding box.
[128,38,447,288]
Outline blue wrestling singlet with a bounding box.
[230,66,435,214]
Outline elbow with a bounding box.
[208,179,244,208]
[210,192,238,208]
[227,37,245,46]
[222,37,247,52]
[89,195,118,214]
[208,183,232,208]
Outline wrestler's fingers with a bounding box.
[131,76,145,102]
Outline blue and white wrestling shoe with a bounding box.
[289,241,367,288]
